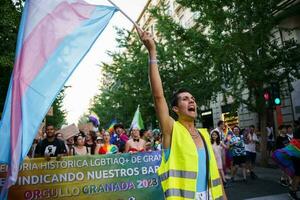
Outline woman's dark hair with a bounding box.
[210,130,220,145]
[74,131,85,144]
[170,88,193,107]
[217,120,224,127]
[233,125,241,132]
[170,88,194,120]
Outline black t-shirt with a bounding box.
[275,135,290,149]
[35,138,67,157]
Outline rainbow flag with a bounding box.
[0,1,117,198]
[107,119,117,133]
[272,139,300,176]
[98,144,118,154]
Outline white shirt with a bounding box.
[287,133,293,141]
[267,127,274,142]
[245,133,259,153]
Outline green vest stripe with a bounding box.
[160,170,197,181]
[165,188,195,199]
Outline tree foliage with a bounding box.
[175,0,300,112]
[91,0,299,165]
[46,88,67,129]
[91,11,222,128]
[0,0,22,114]
[91,29,153,128]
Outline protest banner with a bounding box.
[0,151,164,200]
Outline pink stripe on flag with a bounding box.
[15,1,96,95]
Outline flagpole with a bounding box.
[107,0,144,32]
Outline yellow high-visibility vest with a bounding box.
[158,121,224,200]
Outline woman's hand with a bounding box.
[136,27,156,54]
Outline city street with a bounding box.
[226,166,299,200]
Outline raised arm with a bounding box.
[136,28,173,148]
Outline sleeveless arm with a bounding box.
[94,144,100,155]
[136,28,173,149]
[125,141,130,153]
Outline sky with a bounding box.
[63,0,148,124]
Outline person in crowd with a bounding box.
[56,132,70,154]
[289,127,300,200]
[266,122,275,157]
[214,121,230,175]
[141,129,154,151]
[211,130,228,186]
[55,132,64,141]
[287,125,294,141]
[154,133,162,151]
[28,138,39,158]
[85,131,96,154]
[66,135,75,156]
[272,123,300,200]
[214,120,225,141]
[276,125,290,150]
[100,128,106,136]
[95,131,118,154]
[110,125,120,146]
[114,123,128,153]
[230,126,247,182]
[244,125,259,179]
[96,136,103,145]
[73,132,90,156]
[137,28,226,200]
[275,125,291,187]
[125,128,146,153]
[224,128,234,177]
[34,124,67,159]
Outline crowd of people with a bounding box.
[210,119,300,199]
[28,123,162,159]
[272,121,300,200]
[209,121,260,187]
[26,118,300,199]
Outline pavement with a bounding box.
[225,166,300,200]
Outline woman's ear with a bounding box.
[172,106,178,114]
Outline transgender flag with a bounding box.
[0,0,117,198]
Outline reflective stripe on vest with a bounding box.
[165,189,195,199]
[160,169,197,181]
[157,122,224,199]
[215,195,224,200]
[212,178,222,187]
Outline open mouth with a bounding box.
[188,107,195,112]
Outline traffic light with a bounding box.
[271,83,281,106]
[263,89,272,108]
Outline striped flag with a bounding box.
[130,105,144,130]
[0,0,117,198]
[107,119,117,133]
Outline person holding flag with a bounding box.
[137,28,227,199]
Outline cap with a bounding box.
[96,136,103,140]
